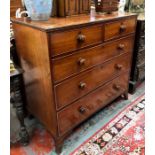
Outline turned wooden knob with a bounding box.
[113,84,121,90]
[77,33,86,42]
[120,24,127,33]
[118,44,125,50]
[79,106,87,114]
[115,64,123,70]
[78,58,86,66]
[79,82,87,89]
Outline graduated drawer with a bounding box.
[104,17,136,41]
[53,35,134,83]
[50,25,103,57]
[55,53,132,110]
[57,73,129,136]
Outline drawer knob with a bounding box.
[77,33,86,42]
[79,82,87,89]
[115,64,123,70]
[120,24,127,33]
[118,44,125,50]
[79,106,87,114]
[113,84,121,90]
[78,58,86,66]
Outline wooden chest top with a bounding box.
[11,11,137,32]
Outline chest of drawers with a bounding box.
[11,11,137,153]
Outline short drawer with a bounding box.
[50,25,103,57]
[57,73,129,136]
[104,17,136,41]
[55,53,132,109]
[53,35,134,83]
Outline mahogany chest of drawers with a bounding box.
[11,11,137,153]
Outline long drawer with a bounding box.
[55,53,132,110]
[53,36,134,83]
[104,17,136,41]
[57,73,129,136]
[50,24,103,57]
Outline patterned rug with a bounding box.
[71,94,145,155]
[10,83,145,155]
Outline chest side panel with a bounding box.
[12,23,58,137]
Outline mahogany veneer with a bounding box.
[11,11,137,154]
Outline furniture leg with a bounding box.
[129,81,136,94]
[12,76,29,146]
[123,91,128,100]
[55,138,64,155]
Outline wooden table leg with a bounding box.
[11,75,29,146]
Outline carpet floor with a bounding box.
[71,94,145,155]
[10,83,145,155]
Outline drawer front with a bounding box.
[50,25,103,57]
[58,73,129,136]
[53,36,134,83]
[104,17,136,41]
[55,53,132,109]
